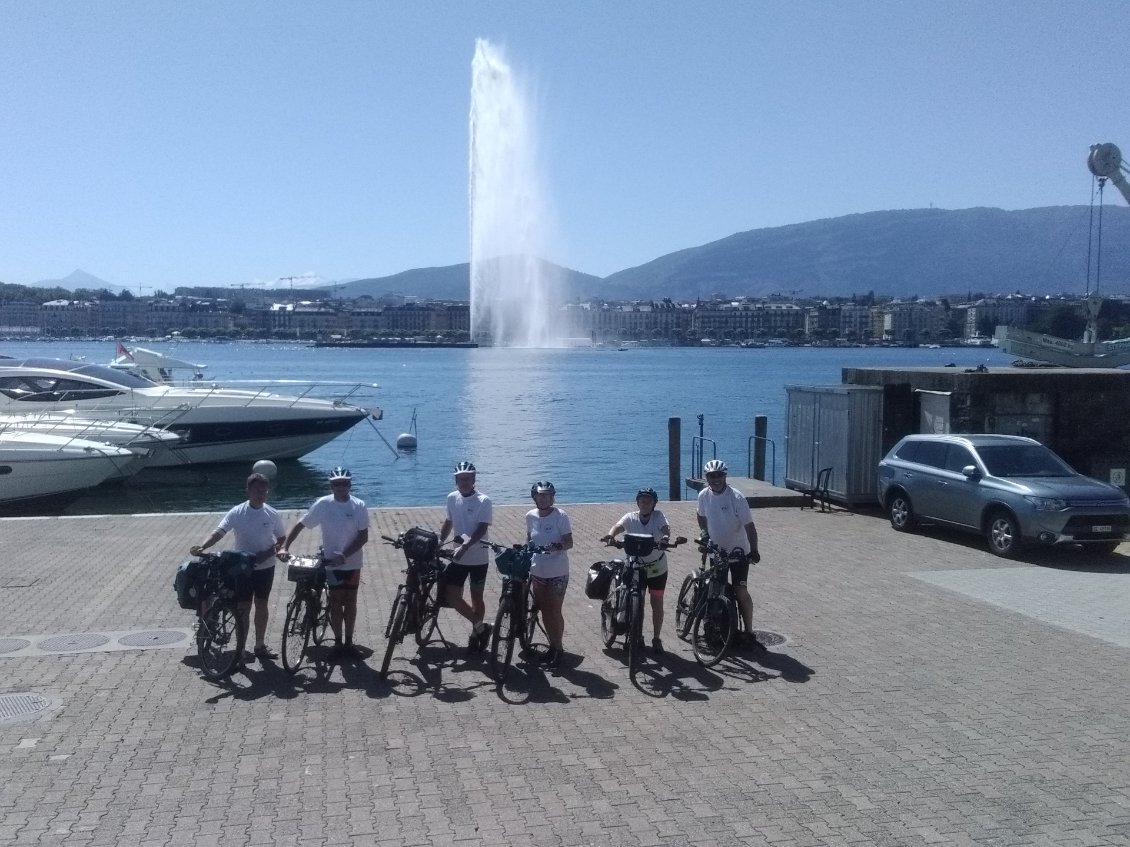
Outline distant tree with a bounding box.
[976,316,995,338]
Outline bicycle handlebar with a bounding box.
[479,540,554,555]
[602,535,687,551]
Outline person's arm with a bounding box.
[438,517,453,544]
[335,528,369,565]
[191,528,225,556]
[552,532,574,552]
[455,520,490,561]
[744,520,760,562]
[280,522,306,559]
[600,520,626,545]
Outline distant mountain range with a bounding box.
[334,206,1130,302]
[36,206,1130,303]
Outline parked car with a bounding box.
[876,434,1130,557]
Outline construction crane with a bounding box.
[1088,142,1130,206]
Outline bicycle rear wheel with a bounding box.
[599,598,617,648]
[312,585,330,645]
[380,588,407,680]
[489,596,517,684]
[415,577,440,647]
[691,597,735,667]
[198,599,240,680]
[281,592,311,674]
[674,574,697,639]
[627,594,644,678]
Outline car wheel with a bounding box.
[986,510,1021,557]
[888,492,915,532]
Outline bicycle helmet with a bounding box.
[530,480,556,499]
[328,466,352,482]
[636,487,658,503]
[703,459,727,475]
[453,461,476,475]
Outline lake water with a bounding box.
[4,340,1011,514]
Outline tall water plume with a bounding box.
[469,39,562,347]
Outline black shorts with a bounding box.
[444,563,489,590]
[251,565,275,600]
[645,571,669,593]
[327,569,360,591]
[728,558,750,588]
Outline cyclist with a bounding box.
[190,472,286,665]
[526,480,573,670]
[601,487,672,654]
[437,461,494,652]
[280,467,370,659]
[695,459,763,650]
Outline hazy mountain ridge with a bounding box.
[29,206,1130,302]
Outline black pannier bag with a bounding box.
[585,561,615,600]
[173,559,202,610]
[622,533,656,558]
[402,527,440,562]
[219,550,255,596]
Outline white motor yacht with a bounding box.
[0,430,140,511]
[0,356,373,467]
[0,411,182,479]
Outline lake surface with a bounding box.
[3,340,1011,514]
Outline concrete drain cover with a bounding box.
[0,638,32,655]
[753,630,787,647]
[37,634,111,652]
[0,692,52,722]
[118,630,187,648]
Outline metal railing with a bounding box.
[688,436,718,498]
[747,435,777,485]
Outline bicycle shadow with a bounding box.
[713,644,815,684]
[614,646,724,699]
[370,638,494,702]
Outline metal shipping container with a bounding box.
[785,385,884,507]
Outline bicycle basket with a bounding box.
[584,561,615,600]
[494,547,532,580]
[622,533,656,558]
[402,527,439,562]
[287,556,324,584]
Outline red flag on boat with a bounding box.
[115,340,134,360]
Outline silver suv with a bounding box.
[877,434,1130,557]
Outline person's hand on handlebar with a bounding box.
[600,534,615,546]
[750,549,761,564]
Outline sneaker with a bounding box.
[544,648,562,670]
[651,637,664,655]
[241,649,255,664]
[253,645,278,661]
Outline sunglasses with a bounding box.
[705,472,726,479]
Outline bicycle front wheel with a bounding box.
[380,589,407,680]
[674,574,696,639]
[522,582,543,651]
[628,594,644,678]
[281,592,311,675]
[198,600,240,680]
[691,597,735,667]
[414,578,440,647]
[489,597,517,684]
[599,598,617,648]
[312,585,330,645]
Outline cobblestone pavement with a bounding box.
[2,499,1129,846]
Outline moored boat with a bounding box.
[0,430,139,512]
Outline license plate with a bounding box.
[1092,525,1113,533]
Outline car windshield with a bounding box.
[976,444,1075,478]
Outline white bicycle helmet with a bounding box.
[329,466,352,482]
[703,459,727,475]
[453,461,476,475]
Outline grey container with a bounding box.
[785,385,884,507]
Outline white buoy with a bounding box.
[252,459,278,479]
[396,433,417,451]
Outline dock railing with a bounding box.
[747,435,777,485]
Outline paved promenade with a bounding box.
[2,498,1129,846]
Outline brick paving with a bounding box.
[1,498,1129,846]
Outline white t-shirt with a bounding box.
[216,501,286,571]
[616,509,670,566]
[299,495,370,570]
[696,486,752,555]
[445,489,492,567]
[526,507,572,579]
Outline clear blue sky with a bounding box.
[1,1,1126,291]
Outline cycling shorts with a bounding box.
[645,571,669,594]
[728,558,750,588]
[444,563,489,590]
[327,568,360,591]
[251,565,275,601]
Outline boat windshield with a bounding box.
[5,358,157,389]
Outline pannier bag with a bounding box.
[287,556,324,585]
[173,559,203,610]
[622,533,656,558]
[218,550,255,594]
[585,561,615,600]
[402,527,440,562]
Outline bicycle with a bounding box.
[379,528,454,680]
[674,540,747,667]
[597,534,686,678]
[479,540,551,685]
[278,549,331,674]
[189,551,255,680]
